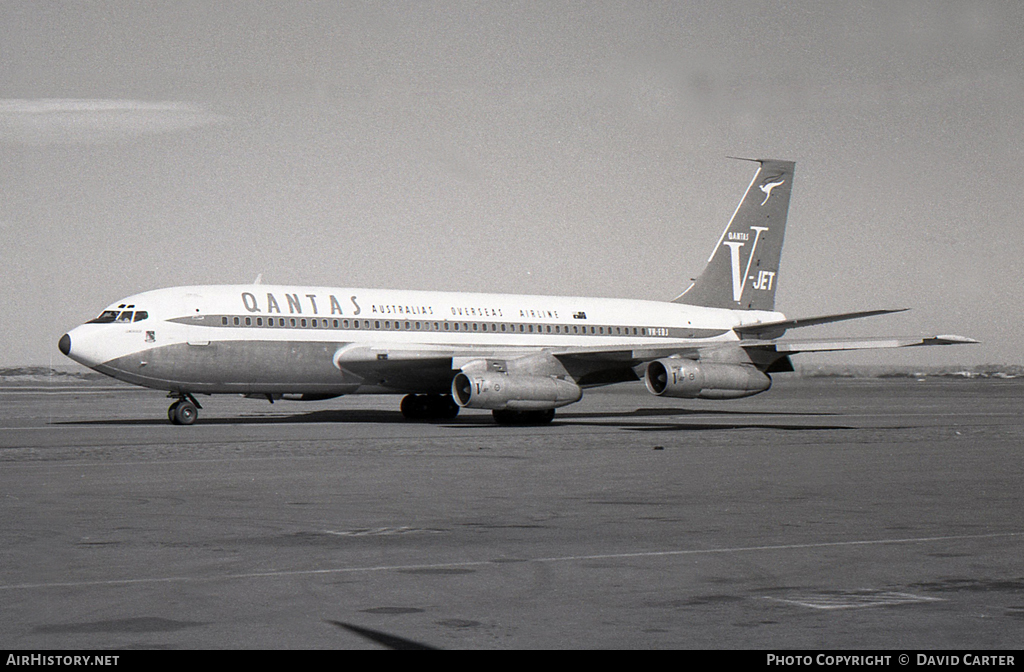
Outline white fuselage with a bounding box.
[62,284,784,396]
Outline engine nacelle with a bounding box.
[644,359,771,399]
[452,372,582,411]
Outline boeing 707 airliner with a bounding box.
[58,159,975,425]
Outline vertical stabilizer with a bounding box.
[674,159,795,311]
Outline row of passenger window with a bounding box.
[219,315,653,336]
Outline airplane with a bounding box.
[57,158,975,425]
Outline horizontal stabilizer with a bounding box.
[734,309,908,340]
[743,334,978,355]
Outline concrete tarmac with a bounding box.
[0,377,1021,649]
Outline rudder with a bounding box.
[674,159,795,311]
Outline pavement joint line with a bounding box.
[2,531,1019,591]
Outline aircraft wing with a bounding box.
[550,332,976,362]
[548,334,976,386]
[549,343,702,364]
[740,334,978,355]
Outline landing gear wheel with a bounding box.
[438,395,460,419]
[400,394,461,421]
[492,408,555,425]
[169,400,199,425]
[400,394,430,420]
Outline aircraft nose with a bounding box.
[58,333,71,356]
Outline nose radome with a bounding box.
[58,333,71,356]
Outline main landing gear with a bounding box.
[492,408,556,425]
[400,394,460,421]
[168,393,202,425]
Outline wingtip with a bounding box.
[931,335,979,344]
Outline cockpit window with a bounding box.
[87,310,120,324]
[86,309,148,324]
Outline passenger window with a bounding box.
[245,317,252,326]
[221,317,228,326]
[257,317,263,326]
[233,317,240,326]
[311,319,318,327]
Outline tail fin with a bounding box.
[674,158,795,311]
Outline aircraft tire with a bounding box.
[171,400,199,425]
[402,394,461,421]
[438,395,460,419]
[400,394,430,420]
[492,408,555,425]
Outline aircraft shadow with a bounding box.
[57,409,410,426]
[56,406,855,431]
[596,421,860,432]
[556,407,839,419]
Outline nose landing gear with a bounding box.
[168,393,202,425]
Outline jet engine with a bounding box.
[644,359,771,399]
[452,372,582,411]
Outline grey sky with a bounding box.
[1,1,1020,367]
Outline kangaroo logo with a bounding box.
[722,226,769,302]
[759,179,785,206]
